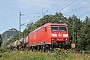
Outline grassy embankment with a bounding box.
[0,49,90,60]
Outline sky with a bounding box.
[0,0,90,34]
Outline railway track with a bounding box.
[52,49,90,56]
[77,51,90,54]
[77,51,90,57]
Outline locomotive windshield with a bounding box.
[51,25,67,31]
[59,26,66,31]
[51,26,58,31]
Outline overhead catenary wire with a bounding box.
[59,0,77,12]
[62,1,90,20]
[42,0,53,16]
[21,14,40,26]
[45,0,77,16]
[21,13,39,16]
[67,2,90,14]
[42,0,77,16]
[43,0,59,15]
[79,11,90,18]
[42,0,90,21]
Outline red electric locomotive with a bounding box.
[28,23,71,51]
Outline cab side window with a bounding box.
[45,27,47,32]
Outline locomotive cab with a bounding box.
[50,24,71,49]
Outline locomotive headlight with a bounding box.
[52,34,57,37]
[52,38,56,41]
[63,34,68,37]
[65,39,68,40]
[64,38,68,41]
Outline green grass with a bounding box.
[0,50,90,60]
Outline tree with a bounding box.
[79,16,90,50]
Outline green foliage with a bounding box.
[53,50,68,60]
[76,16,90,51]
[0,50,90,60]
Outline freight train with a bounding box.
[6,23,71,51]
